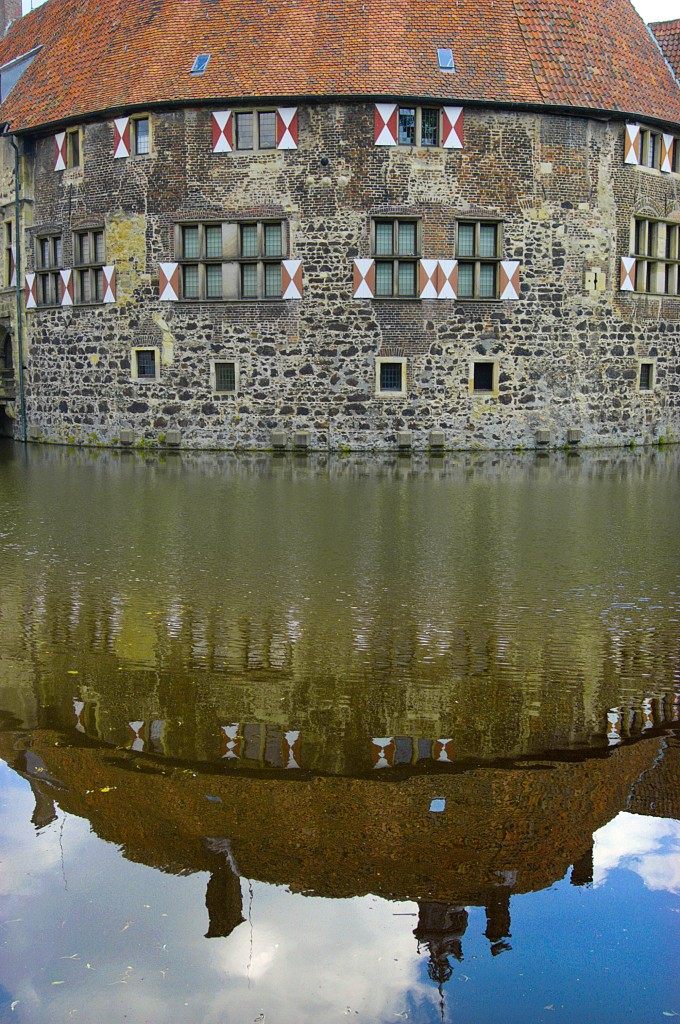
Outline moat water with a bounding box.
[0,440,678,1024]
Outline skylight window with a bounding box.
[191,54,211,75]
[437,47,455,72]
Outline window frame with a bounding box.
[131,347,160,381]
[233,109,279,152]
[4,220,12,290]
[375,356,408,397]
[470,359,499,396]
[631,217,680,297]
[66,127,81,170]
[396,106,442,148]
[637,360,656,393]
[456,219,502,300]
[211,359,240,395]
[131,115,151,157]
[35,231,64,306]
[73,227,105,305]
[371,218,420,298]
[176,219,287,301]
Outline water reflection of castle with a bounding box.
[3,718,677,991]
[69,694,680,773]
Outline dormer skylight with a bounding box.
[437,47,455,72]
[191,54,211,75]
[0,45,41,102]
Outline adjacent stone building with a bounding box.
[0,0,678,451]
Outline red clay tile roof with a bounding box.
[651,18,680,81]
[0,0,678,133]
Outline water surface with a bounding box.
[0,441,678,1022]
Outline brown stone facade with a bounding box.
[1,101,679,451]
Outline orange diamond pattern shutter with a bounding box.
[620,257,636,291]
[624,124,641,165]
[282,260,302,299]
[353,259,375,297]
[54,132,67,171]
[103,266,116,303]
[60,269,74,306]
[25,272,37,309]
[159,263,179,301]
[661,134,674,174]
[500,261,520,300]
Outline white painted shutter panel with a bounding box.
[620,256,636,291]
[624,124,641,165]
[500,261,520,300]
[353,258,375,297]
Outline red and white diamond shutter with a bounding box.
[25,272,37,309]
[438,259,458,298]
[212,111,233,153]
[620,257,636,291]
[282,260,302,299]
[276,108,298,149]
[282,730,301,769]
[9,245,16,287]
[372,737,396,768]
[159,263,179,301]
[500,261,520,300]
[60,269,74,306]
[419,260,439,298]
[661,134,674,174]
[420,260,458,298]
[374,104,398,145]
[102,266,116,303]
[624,124,641,165]
[442,107,463,149]
[353,258,375,297]
[113,117,131,159]
[54,132,67,171]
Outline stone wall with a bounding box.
[4,101,680,450]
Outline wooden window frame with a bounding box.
[35,232,64,306]
[176,220,287,301]
[396,106,441,148]
[632,217,680,296]
[73,228,105,304]
[456,220,501,300]
[233,109,279,152]
[371,218,420,298]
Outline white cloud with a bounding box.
[593,811,680,893]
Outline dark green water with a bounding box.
[0,441,678,1023]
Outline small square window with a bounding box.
[472,361,496,393]
[134,349,158,380]
[213,361,237,393]
[639,362,654,391]
[375,357,407,396]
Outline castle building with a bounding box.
[0,0,678,451]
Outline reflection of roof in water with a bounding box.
[1,725,677,906]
